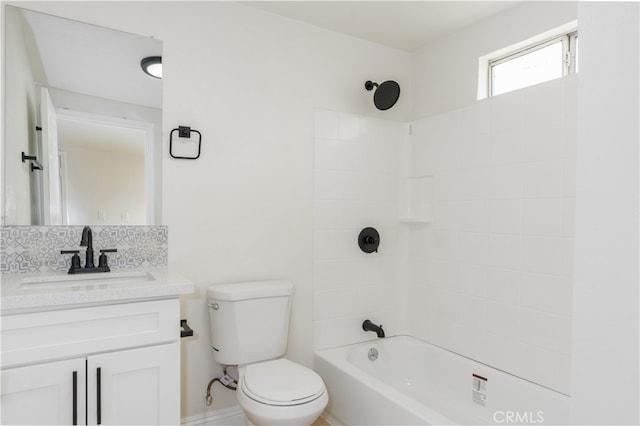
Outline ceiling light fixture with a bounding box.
[140,56,162,79]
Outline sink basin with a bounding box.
[19,271,156,289]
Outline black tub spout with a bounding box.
[362,319,385,338]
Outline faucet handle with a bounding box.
[61,250,81,273]
[98,249,117,269]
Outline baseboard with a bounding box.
[181,405,246,426]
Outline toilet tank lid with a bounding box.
[207,281,294,301]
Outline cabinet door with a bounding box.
[87,343,179,425]
[1,358,86,425]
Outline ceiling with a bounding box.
[242,1,519,52]
[57,119,146,155]
[20,7,162,109]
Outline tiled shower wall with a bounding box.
[313,109,407,349]
[1,225,168,273]
[313,77,577,395]
[405,77,577,395]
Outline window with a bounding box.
[488,31,578,97]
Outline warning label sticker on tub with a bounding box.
[472,374,488,406]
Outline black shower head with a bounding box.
[365,80,400,111]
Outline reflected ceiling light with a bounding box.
[141,56,162,79]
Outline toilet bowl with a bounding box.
[207,281,328,425]
[237,359,328,426]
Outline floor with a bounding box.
[312,416,331,426]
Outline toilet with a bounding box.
[207,281,328,426]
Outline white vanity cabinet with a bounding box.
[1,298,181,425]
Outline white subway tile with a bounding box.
[521,236,573,276]
[484,268,520,304]
[314,200,337,229]
[522,79,565,124]
[408,228,432,258]
[314,170,361,200]
[457,200,489,232]
[488,199,522,233]
[460,101,490,136]
[315,109,339,139]
[429,288,460,322]
[433,201,459,230]
[458,168,489,200]
[563,117,578,158]
[459,133,490,169]
[434,172,461,201]
[522,120,564,162]
[488,234,522,269]
[486,301,521,338]
[489,90,523,131]
[411,136,436,176]
[314,313,379,350]
[489,127,524,165]
[522,160,564,198]
[433,136,461,172]
[314,286,381,321]
[360,172,397,202]
[314,229,360,260]
[519,309,571,354]
[522,198,564,235]
[564,76,579,119]
[562,198,576,236]
[489,165,522,199]
[337,112,363,141]
[457,264,488,297]
[428,230,459,261]
[457,295,488,329]
[457,232,490,265]
[314,257,387,290]
[563,158,577,197]
[519,272,572,316]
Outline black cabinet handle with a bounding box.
[72,371,77,425]
[97,367,102,425]
[180,319,193,338]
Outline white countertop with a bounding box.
[1,267,194,314]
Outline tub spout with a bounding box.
[362,320,385,338]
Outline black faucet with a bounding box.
[80,226,95,269]
[60,226,117,274]
[362,320,385,338]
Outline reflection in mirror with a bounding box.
[3,6,162,225]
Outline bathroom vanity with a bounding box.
[0,268,194,425]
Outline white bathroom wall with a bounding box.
[571,2,639,424]
[405,77,577,395]
[313,109,408,350]
[3,5,45,224]
[6,1,412,419]
[412,1,577,118]
[61,148,145,225]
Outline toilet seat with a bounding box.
[241,359,325,406]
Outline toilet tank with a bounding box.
[207,281,294,366]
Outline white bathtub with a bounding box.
[314,336,569,425]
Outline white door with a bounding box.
[39,86,62,224]
[87,343,180,425]
[0,358,87,425]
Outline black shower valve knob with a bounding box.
[358,227,380,254]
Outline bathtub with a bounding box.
[314,336,569,425]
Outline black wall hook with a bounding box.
[358,227,380,253]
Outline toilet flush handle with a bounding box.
[209,303,219,310]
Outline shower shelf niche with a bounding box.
[398,176,433,224]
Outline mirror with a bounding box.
[3,6,162,225]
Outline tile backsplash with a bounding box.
[1,226,167,274]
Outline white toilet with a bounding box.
[207,281,328,426]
